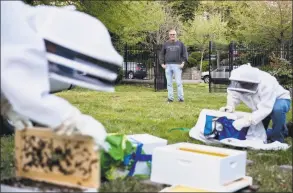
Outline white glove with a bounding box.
[5,109,33,130]
[54,111,109,152]
[1,97,33,130]
[75,114,110,152]
[219,105,235,113]
[232,116,252,131]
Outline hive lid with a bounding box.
[127,134,167,144]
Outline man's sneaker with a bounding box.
[167,99,173,103]
[179,99,184,102]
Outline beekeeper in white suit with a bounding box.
[1,1,123,150]
[219,64,291,143]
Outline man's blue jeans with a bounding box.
[262,99,291,143]
[165,64,184,101]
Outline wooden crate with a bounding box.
[14,127,100,189]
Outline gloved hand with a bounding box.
[1,97,33,130]
[232,116,252,131]
[54,111,109,152]
[219,105,235,113]
[5,109,33,130]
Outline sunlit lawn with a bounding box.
[1,84,292,192]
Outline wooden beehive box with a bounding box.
[13,127,100,190]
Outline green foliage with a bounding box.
[201,60,209,72]
[167,0,200,22]
[259,55,292,89]
[233,52,251,65]
[187,52,202,68]
[82,1,165,45]
[26,0,166,45]
[23,0,51,5]
[146,2,184,46]
[229,1,292,46]
[115,68,124,85]
[189,52,202,61]
[181,12,228,72]
[198,1,292,47]
[22,0,292,53]
[187,58,197,68]
[181,13,228,48]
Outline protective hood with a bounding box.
[229,64,260,83]
[30,5,123,92]
[228,64,260,94]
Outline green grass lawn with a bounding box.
[1,84,292,192]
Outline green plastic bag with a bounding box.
[100,134,151,180]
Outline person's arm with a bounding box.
[251,82,276,125]
[1,47,81,129]
[219,90,241,112]
[232,81,277,131]
[159,43,166,66]
[181,42,188,63]
[227,90,242,108]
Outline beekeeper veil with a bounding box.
[31,6,123,92]
[228,64,260,94]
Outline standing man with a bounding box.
[160,29,188,102]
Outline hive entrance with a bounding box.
[178,147,228,157]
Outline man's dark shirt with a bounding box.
[159,40,188,65]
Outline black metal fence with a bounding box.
[114,43,167,91]
[208,40,293,93]
[122,44,155,80]
[114,40,292,93]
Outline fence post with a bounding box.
[290,41,293,121]
[208,41,212,93]
[153,44,157,91]
[229,41,235,69]
[124,43,128,78]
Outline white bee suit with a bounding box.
[1,1,123,150]
[226,65,290,126]
[1,1,77,129]
[220,65,291,143]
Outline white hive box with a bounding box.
[127,134,168,176]
[151,142,247,189]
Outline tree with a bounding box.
[24,0,166,45]
[167,0,200,22]
[81,0,165,45]
[230,1,292,48]
[196,1,251,42]
[181,13,228,73]
[147,2,183,46]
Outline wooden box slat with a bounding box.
[14,127,100,189]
